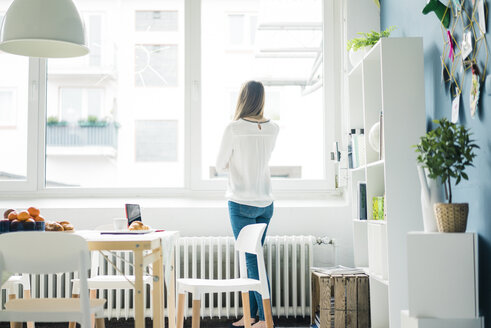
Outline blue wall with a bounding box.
[381,0,491,323]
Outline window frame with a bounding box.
[0,0,343,197]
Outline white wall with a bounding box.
[0,197,353,267]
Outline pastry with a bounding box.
[129,221,150,231]
[46,222,64,231]
[58,221,74,231]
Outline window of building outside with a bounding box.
[202,0,324,181]
[59,88,104,122]
[0,54,29,182]
[45,1,185,188]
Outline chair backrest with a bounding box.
[235,223,267,255]
[0,232,89,274]
[235,224,270,298]
[0,232,92,327]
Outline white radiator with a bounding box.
[176,235,316,319]
[11,235,328,320]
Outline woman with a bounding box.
[216,81,279,328]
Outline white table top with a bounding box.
[75,230,179,243]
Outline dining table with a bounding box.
[75,230,179,328]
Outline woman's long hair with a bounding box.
[233,81,265,120]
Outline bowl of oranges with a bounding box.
[3,207,45,232]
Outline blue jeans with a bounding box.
[228,201,273,321]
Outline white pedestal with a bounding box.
[407,232,478,318]
[401,310,484,328]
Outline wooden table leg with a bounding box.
[152,248,164,328]
[68,294,79,328]
[191,299,201,328]
[8,294,22,328]
[167,251,176,328]
[176,294,185,328]
[90,289,97,328]
[134,249,144,328]
[24,290,35,328]
[95,318,105,328]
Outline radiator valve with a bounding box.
[314,236,336,246]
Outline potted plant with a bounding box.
[347,26,396,67]
[47,116,68,126]
[78,115,108,127]
[414,118,479,232]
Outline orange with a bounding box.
[17,210,30,221]
[34,215,45,222]
[7,211,17,221]
[27,207,40,217]
[3,209,15,219]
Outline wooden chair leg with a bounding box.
[8,294,22,328]
[24,290,35,328]
[90,290,97,328]
[241,292,252,328]
[176,293,186,328]
[95,318,105,328]
[68,294,79,328]
[262,299,274,328]
[191,299,201,328]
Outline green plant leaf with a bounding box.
[413,118,478,203]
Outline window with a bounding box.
[44,0,184,189]
[59,88,104,122]
[1,0,340,194]
[201,0,325,182]
[48,12,104,71]
[226,13,258,48]
[0,55,29,184]
[0,89,16,126]
[87,14,102,67]
[135,44,178,87]
[135,11,178,32]
[135,120,178,162]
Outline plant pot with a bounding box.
[433,203,469,232]
[349,46,372,67]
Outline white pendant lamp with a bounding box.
[0,0,89,58]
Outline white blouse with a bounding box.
[216,118,279,207]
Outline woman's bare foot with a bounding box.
[231,316,256,327]
[251,320,268,328]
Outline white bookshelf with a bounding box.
[348,37,426,328]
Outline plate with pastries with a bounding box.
[45,220,75,232]
[100,221,155,235]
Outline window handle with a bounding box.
[192,80,200,102]
[30,80,38,102]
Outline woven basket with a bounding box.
[433,203,469,232]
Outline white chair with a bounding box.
[2,274,34,328]
[69,223,153,328]
[176,223,274,328]
[0,232,106,328]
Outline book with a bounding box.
[358,181,367,220]
[372,196,384,220]
[311,265,366,275]
[379,111,384,160]
[352,133,359,168]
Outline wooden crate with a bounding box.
[311,271,370,328]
